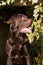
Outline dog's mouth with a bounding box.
[19,28,32,33]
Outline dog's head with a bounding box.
[7,14,32,43]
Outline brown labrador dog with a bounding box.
[6,14,34,65]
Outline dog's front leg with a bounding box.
[24,45,31,65]
[7,57,12,65]
[25,55,31,65]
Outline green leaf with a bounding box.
[26,33,34,43]
[6,0,10,4]
[11,0,15,3]
[40,7,43,12]
[35,57,39,62]
[32,0,38,4]
[40,15,43,18]
[37,24,40,28]
[33,21,38,26]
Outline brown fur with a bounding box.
[6,14,34,65]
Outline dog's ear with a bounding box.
[6,14,19,27]
[6,15,16,25]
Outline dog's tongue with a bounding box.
[19,28,32,33]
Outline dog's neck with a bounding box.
[8,31,28,46]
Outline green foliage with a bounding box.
[26,3,43,43]
[0,0,42,6]
[26,2,43,65]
